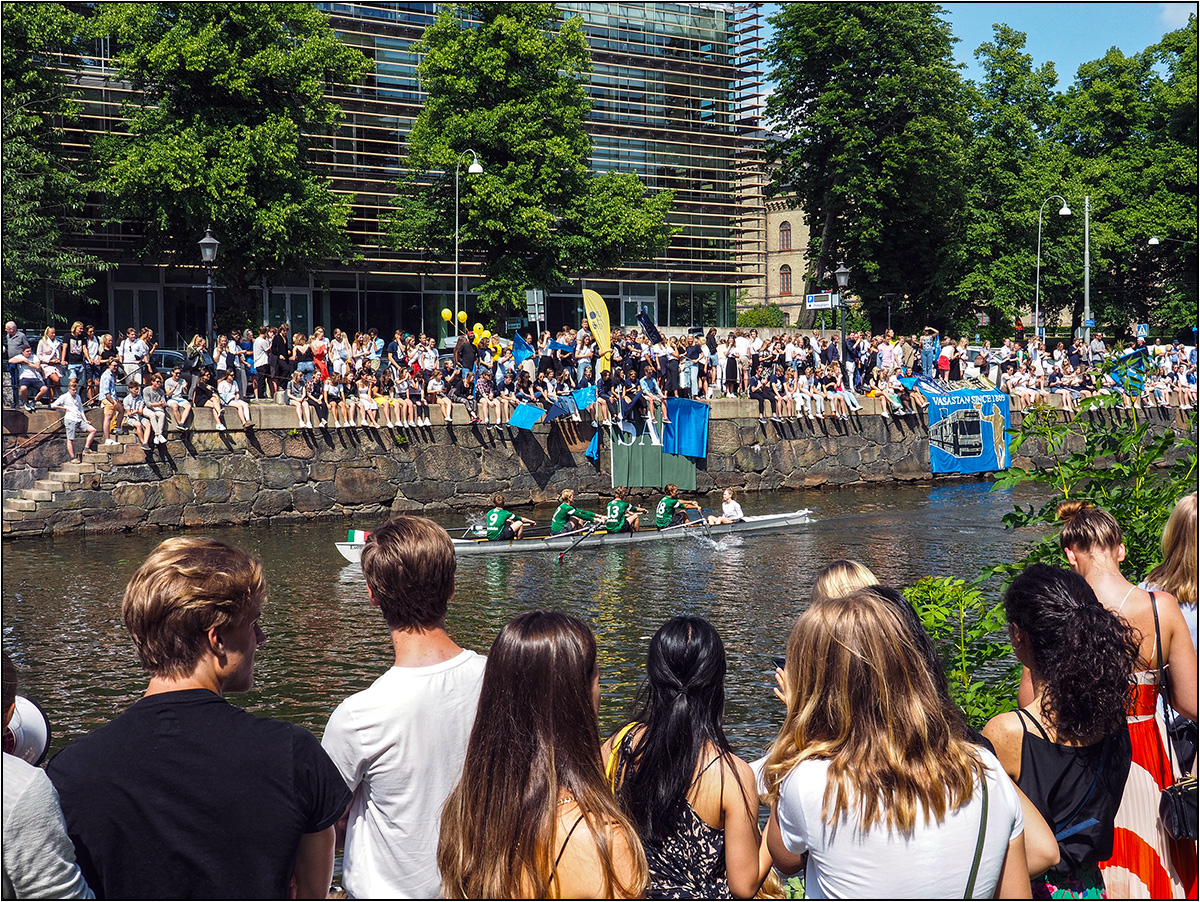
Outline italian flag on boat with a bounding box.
[347,529,370,543]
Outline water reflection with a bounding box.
[2,481,1047,761]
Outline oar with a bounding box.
[557,518,606,563]
[690,507,715,542]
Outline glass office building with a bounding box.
[45,3,765,345]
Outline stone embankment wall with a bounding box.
[1,398,1192,539]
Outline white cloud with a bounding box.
[1160,3,1193,28]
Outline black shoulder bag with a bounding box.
[1152,591,1198,841]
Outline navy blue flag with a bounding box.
[636,309,664,345]
[512,333,534,366]
[545,400,573,421]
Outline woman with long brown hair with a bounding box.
[438,611,646,899]
[1053,501,1197,899]
[764,591,1029,898]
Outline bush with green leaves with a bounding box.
[736,304,788,329]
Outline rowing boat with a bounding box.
[334,509,812,562]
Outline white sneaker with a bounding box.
[386,420,394,428]
[410,420,418,428]
[318,419,327,427]
[104,438,119,445]
[423,417,432,426]
[155,435,166,444]
[216,422,226,431]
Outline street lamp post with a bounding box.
[834,262,851,385]
[1083,196,1091,345]
[454,150,483,331]
[199,227,220,343]
[1035,195,1070,343]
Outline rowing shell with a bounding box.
[334,509,812,563]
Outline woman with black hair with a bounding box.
[603,617,769,899]
[984,564,1139,899]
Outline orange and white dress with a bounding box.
[1099,670,1197,899]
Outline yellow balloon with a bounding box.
[457,311,468,324]
[441,308,452,322]
[482,330,491,339]
[473,322,483,334]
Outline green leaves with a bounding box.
[385,3,675,320]
[1,2,111,323]
[90,3,371,300]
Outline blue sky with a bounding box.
[942,2,1196,84]
[760,3,1196,87]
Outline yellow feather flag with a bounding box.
[582,288,612,374]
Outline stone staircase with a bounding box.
[1,435,135,530]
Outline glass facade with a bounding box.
[42,2,765,341]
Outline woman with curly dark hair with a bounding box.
[1053,502,1198,899]
[984,564,1139,899]
[603,616,770,899]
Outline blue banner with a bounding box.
[512,333,534,367]
[927,388,1011,475]
[548,340,574,352]
[1109,348,1149,395]
[662,397,709,458]
[508,403,545,431]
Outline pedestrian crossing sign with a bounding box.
[1136,323,1149,338]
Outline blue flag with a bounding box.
[508,404,545,431]
[512,333,534,367]
[584,429,601,460]
[662,398,709,458]
[1109,348,1149,395]
[572,386,597,412]
[549,340,574,352]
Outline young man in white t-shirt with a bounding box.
[321,517,485,899]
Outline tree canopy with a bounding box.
[766,5,1198,340]
[764,2,970,329]
[385,2,676,319]
[91,2,371,304]
[1,2,111,324]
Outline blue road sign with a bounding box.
[1135,323,1149,338]
[1084,319,1096,328]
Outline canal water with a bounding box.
[2,480,1048,763]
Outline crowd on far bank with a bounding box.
[7,317,1197,458]
[3,493,1196,900]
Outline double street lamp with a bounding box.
[454,150,484,331]
[1035,196,1071,343]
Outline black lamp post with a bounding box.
[199,228,220,343]
[834,262,850,384]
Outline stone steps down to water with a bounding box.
[2,393,1193,540]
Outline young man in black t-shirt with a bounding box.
[47,537,351,900]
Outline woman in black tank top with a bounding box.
[982,565,1138,897]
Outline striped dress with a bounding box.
[1099,671,1198,898]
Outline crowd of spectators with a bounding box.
[6,317,1196,455]
[3,497,1194,899]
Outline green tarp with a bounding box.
[610,431,697,490]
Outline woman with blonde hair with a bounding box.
[438,611,647,899]
[1054,501,1197,899]
[810,559,876,605]
[764,591,1029,898]
[1145,493,1197,651]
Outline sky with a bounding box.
[942,2,1196,84]
[759,3,1196,87]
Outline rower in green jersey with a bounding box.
[550,488,603,534]
[654,482,701,529]
[485,493,536,540]
[605,485,648,533]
